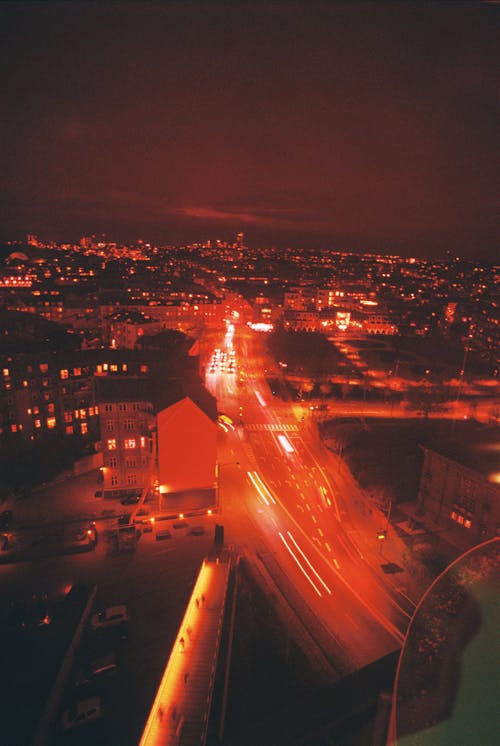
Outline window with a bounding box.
[110,364,118,372]
[125,457,136,468]
[2,368,9,377]
[111,475,118,486]
[140,436,146,448]
[64,411,72,423]
[33,406,39,415]
[42,378,49,387]
[23,380,28,388]
[124,419,134,431]
[109,456,117,468]
[11,423,17,433]
[89,407,95,416]
[107,438,117,450]
[124,438,136,449]
[40,363,49,373]
[47,417,56,429]
[119,403,127,412]
[73,367,82,376]
[81,422,88,435]
[60,369,69,379]
[66,425,73,435]
[140,365,148,373]
[104,404,113,413]
[122,364,128,372]
[79,408,86,420]
[47,403,55,414]
[127,474,137,485]
[35,419,41,429]
[106,422,114,432]
[74,410,80,419]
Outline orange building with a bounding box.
[157,397,217,494]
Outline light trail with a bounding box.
[278,531,323,597]
[254,389,267,407]
[247,470,276,505]
[277,433,294,453]
[250,470,276,504]
[286,531,333,595]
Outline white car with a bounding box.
[61,697,103,730]
[90,604,129,631]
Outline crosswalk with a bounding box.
[245,423,299,432]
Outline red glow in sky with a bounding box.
[0,2,497,258]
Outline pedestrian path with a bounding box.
[139,552,231,746]
[246,422,299,432]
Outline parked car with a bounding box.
[60,697,103,730]
[90,605,129,631]
[0,510,13,529]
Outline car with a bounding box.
[90,605,129,631]
[0,510,13,529]
[120,495,140,505]
[60,697,103,730]
[190,525,205,536]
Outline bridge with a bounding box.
[139,550,232,746]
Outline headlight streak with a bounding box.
[255,389,267,407]
[286,531,332,595]
[278,531,323,597]
[277,433,294,453]
[247,470,273,506]
[250,470,276,504]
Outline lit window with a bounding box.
[64,412,72,423]
[124,438,136,449]
[140,436,146,447]
[79,408,86,419]
[457,515,464,525]
[27,408,32,415]
[107,438,117,450]
[11,423,17,433]
[81,422,88,435]
[47,403,55,413]
[65,425,73,435]
[40,363,48,373]
[94,405,99,415]
[110,364,118,372]
[97,364,103,374]
[33,406,39,415]
[122,364,128,372]
[103,363,108,372]
[140,365,148,373]
[60,369,69,379]
[73,367,81,376]
[47,417,56,429]
[2,368,9,377]
[451,511,457,521]
[23,380,28,388]
[89,407,95,416]
[35,419,41,428]
[74,410,80,419]
[464,519,471,529]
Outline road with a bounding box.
[204,319,425,674]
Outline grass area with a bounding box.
[319,417,486,508]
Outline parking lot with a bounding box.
[0,473,217,745]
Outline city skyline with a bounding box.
[1,1,498,260]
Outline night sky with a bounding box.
[1,1,498,258]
